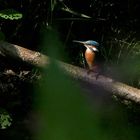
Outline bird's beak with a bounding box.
[73,40,85,44]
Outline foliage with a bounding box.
[0,9,22,20]
[100,27,140,86]
[0,108,12,129]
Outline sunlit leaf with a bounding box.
[0,9,22,20]
[0,108,12,129]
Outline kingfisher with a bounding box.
[73,40,100,74]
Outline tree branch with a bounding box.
[0,41,140,103]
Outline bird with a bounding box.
[73,40,100,74]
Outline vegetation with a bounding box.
[0,0,140,140]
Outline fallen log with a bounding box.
[0,41,140,103]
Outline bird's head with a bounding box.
[73,40,99,52]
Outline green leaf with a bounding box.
[0,9,22,20]
[0,108,12,129]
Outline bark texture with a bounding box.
[0,41,140,103]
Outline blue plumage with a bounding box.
[73,40,99,47]
[84,40,99,47]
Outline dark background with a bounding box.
[0,1,140,139]
[1,0,139,47]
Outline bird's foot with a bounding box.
[87,69,92,75]
[87,69,100,79]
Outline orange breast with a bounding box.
[85,50,95,69]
